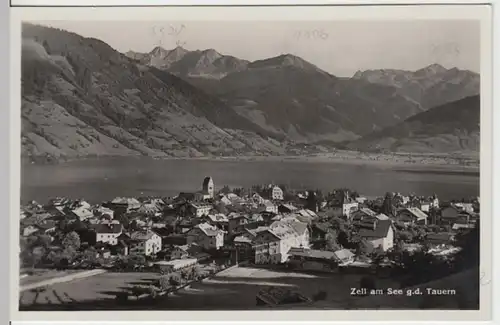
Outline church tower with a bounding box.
[202,177,215,199]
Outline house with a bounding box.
[311,222,330,242]
[22,225,40,237]
[153,258,197,273]
[271,186,284,201]
[259,200,278,214]
[452,223,475,232]
[251,193,266,205]
[90,223,123,245]
[187,222,225,250]
[71,205,94,221]
[128,230,162,256]
[392,193,410,207]
[332,248,356,265]
[351,208,377,223]
[110,197,141,212]
[453,202,475,214]
[295,209,318,223]
[94,206,114,219]
[170,243,204,260]
[440,205,472,225]
[287,248,339,272]
[340,202,359,218]
[204,213,229,231]
[35,220,57,235]
[227,213,249,235]
[419,201,431,213]
[356,219,394,252]
[253,220,310,264]
[220,195,233,206]
[278,204,297,214]
[429,195,440,209]
[138,203,162,216]
[396,208,428,226]
[189,203,212,218]
[426,232,455,245]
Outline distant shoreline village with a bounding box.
[19,175,480,309]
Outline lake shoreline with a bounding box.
[22,152,480,173]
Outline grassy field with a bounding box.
[159,266,400,310]
[19,272,161,307]
[19,266,400,310]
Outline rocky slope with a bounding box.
[21,24,289,162]
[131,47,479,144]
[126,46,249,80]
[349,95,480,154]
[352,64,480,111]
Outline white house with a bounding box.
[128,230,162,256]
[91,223,123,245]
[189,203,212,218]
[253,220,310,264]
[357,219,394,252]
[271,186,284,201]
[71,205,94,221]
[187,222,225,250]
[220,195,233,206]
[260,200,278,214]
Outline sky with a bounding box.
[35,20,480,77]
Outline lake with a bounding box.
[20,157,480,204]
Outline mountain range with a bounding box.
[349,95,480,154]
[21,24,481,162]
[127,45,480,143]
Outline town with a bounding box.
[19,176,480,309]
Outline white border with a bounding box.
[8,0,495,7]
[9,3,494,323]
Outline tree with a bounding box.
[36,234,52,248]
[337,231,350,248]
[397,231,413,243]
[169,273,181,287]
[127,254,146,267]
[220,185,231,194]
[158,275,171,291]
[62,231,81,250]
[116,213,130,228]
[31,246,46,268]
[453,222,479,271]
[82,247,98,262]
[325,230,341,251]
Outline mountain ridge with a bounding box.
[349,95,480,154]
[21,23,293,162]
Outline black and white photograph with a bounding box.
[12,4,492,318]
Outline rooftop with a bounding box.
[357,219,392,239]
